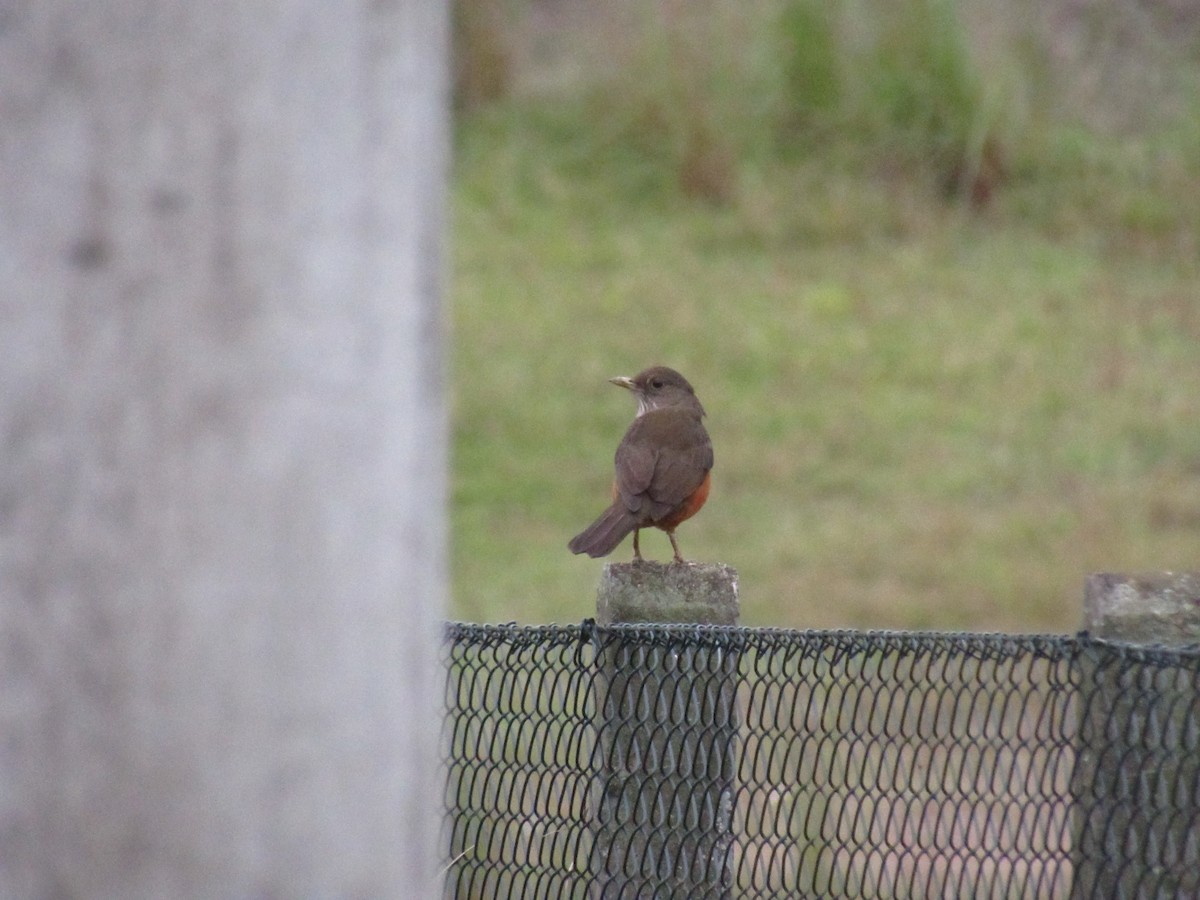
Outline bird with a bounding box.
[568,366,713,564]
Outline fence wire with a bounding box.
[441,623,1200,900]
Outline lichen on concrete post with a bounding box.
[591,561,740,899]
[1071,572,1200,899]
[596,561,740,626]
[1081,571,1200,643]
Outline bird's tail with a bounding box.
[568,505,638,558]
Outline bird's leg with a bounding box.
[632,529,643,562]
[668,531,685,564]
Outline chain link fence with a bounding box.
[441,622,1200,899]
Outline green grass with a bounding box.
[448,8,1200,632]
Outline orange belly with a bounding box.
[654,470,711,532]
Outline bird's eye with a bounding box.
[650,378,664,390]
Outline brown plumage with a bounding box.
[568,366,713,563]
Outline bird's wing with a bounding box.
[614,430,656,514]
[648,440,711,506]
[615,411,712,520]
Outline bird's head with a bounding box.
[609,366,705,417]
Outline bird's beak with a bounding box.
[608,376,636,391]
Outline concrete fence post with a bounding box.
[590,561,740,900]
[0,1,449,895]
[1071,572,1200,899]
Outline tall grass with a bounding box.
[452,0,513,110]
[467,0,1021,204]
[456,0,1199,215]
[775,0,1013,202]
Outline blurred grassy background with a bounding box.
[448,0,1200,631]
